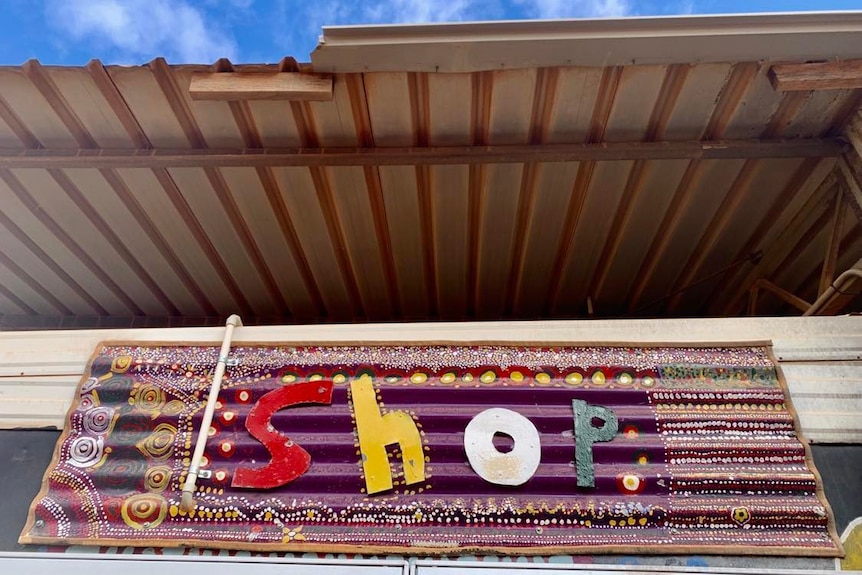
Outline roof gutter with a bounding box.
[311,11,862,73]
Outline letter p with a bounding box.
[572,399,618,488]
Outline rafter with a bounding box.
[838,153,862,221]
[0,138,843,170]
[819,186,848,295]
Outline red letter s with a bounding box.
[232,381,333,489]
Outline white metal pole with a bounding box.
[180,314,242,512]
[803,258,862,316]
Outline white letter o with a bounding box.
[464,408,541,486]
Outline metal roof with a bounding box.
[0,13,861,325]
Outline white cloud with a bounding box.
[362,0,475,23]
[515,0,630,18]
[48,0,237,63]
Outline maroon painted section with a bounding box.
[21,344,839,555]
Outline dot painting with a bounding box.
[20,343,841,556]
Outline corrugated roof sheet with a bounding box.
[0,14,860,324]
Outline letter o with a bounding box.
[464,408,541,486]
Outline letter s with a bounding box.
[232,381,333,489]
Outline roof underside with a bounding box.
[0,13,861,325]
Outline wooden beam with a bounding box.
[0,138,844,169]
[748,279,811,315]
[838,154,862,220]
[189,72,333,101]
[770,59,862,91]
[819,186,847,295]
[846,109,862,159]
[721,172,838,316]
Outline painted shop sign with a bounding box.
[22,343,841,556]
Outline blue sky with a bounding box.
[1,0,860,65]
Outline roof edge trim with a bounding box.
[311,11,862,72]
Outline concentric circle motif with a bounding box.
[68,435,106,469]
[81,377,100,393]
[162,399,185,417]
[731,506,751,525]
[77,392,99,412]
[98,458,147,491]
[111,355,133,373]
[136,423,177,461]
[129,384,166,415]
[82,406,116,435]
[616,473,645,495]
[144,465,172,492]
[120,493,168,530]
[236,389,252,404]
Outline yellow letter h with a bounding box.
[350,375,425,494]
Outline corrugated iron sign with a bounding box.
[21,343,841,556]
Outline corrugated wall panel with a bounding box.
[1,318,859,445]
